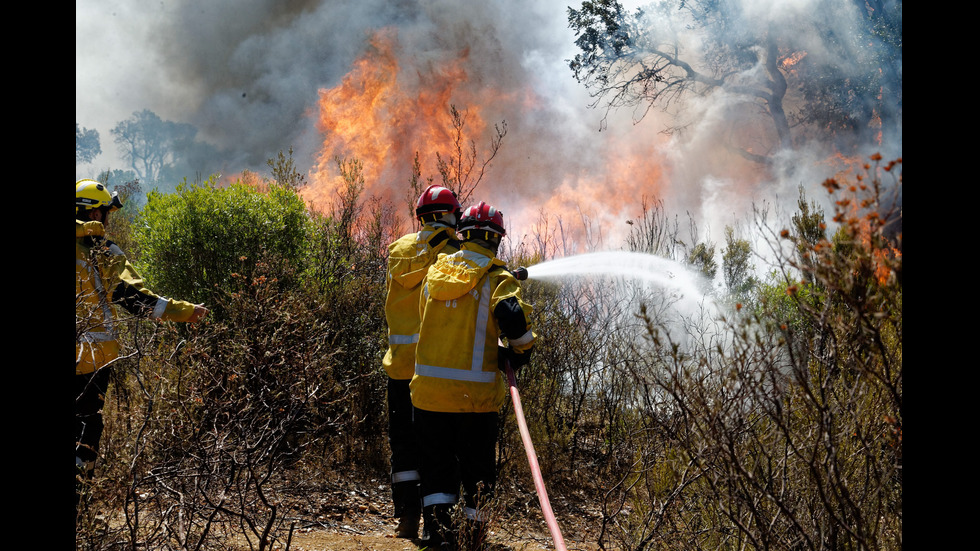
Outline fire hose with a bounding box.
[506,361,568,551]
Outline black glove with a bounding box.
[498,345,511,373]
[503,346,532,373]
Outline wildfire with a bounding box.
[780,50,808,71]
[303,27,488,217]
[298,26,769,254]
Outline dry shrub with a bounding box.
[77,251,388,550]
[596,156,902,550]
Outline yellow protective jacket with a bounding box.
[382,224,460,380]
[411,242,535,413]
[76,220,197,375]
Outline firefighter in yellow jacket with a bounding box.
[411,202,535,549]
[382,184,462,539]
[76,179,207,515]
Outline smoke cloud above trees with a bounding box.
[77,0,900,250]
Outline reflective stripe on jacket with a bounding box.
[382,224,459,380]
[76,219,197,375]
[410,242,535,413]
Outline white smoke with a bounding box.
[77,0,901,256]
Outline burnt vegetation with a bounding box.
[77,151,901,550]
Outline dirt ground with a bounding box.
[286,516,565,551]
[279,479,602,551]
[79,474,603,550]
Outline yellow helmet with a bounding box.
[76,179,123,213]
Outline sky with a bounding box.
[76,0,901,258]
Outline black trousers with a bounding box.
[76,367,111,517]
[414,407,498,526]
[76,368,111,466]
[387,378,421,517]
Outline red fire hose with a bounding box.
[506,363,568,551]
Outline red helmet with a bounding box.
[458,201,506,237]
[415,185,462,219]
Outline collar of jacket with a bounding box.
[425,241,505,301]
[421,223,455,247]
[76,219,105,239]
[389,224,457,289]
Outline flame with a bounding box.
[300,26,675,252]
[526,153,666,254]
[303,28,487,215]
[302,24,877,258]
[780,50,808,72]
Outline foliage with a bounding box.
[133,176,311,316]
[793,1,903,150]
[267,147,307,190]
[97,168,140,189]
[513,272,640,487]
[76,123,102,164]
[624,197,682,258]
[78,158,392,549]
[77,264,340,550]
[332,157,366,255]
[790,186,829,284]
[687,241,718,283]
[304,157,399,290]
[102,178,143,255]
[721,225,757,303]
[754,270,821,339]
[624,197,718,290]
[79,147,902,551]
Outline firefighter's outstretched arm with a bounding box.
[112,259,207,323]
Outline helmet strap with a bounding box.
[421,212,457,228]
[464,230,500,250]
[77,208,101,223]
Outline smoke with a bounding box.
[76,0,901,253]
[78,0,409,173]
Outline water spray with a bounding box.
[504,251,713,551]
[517,251,708,300]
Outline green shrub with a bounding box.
[133,176,311,315]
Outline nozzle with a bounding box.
[512,266,528,281]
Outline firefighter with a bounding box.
[76,179,207,518]
[382,184,462,539]
[411,202,535,549]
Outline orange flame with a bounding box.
[780,50,808,71]
[303,28,485,215]
[300,28,709,253]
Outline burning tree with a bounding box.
[567,0,902,161]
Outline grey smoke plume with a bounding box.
[76,0,901,251]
